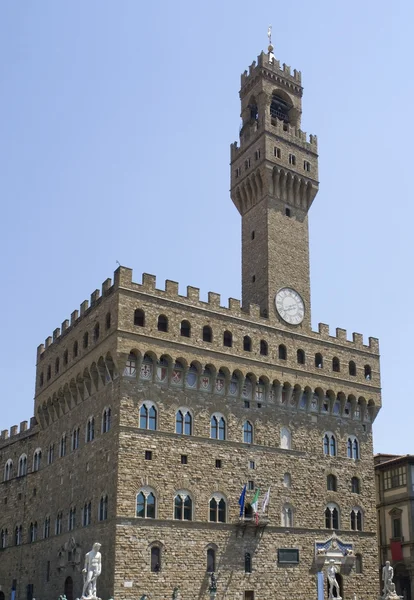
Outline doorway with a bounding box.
[64,576,74,600]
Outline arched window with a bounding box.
[68,507,76,531]
[332,357,340,372]
[176,409,192,435]
[315,353,323,368]
[350,507,363,531]
[260,340,268,356]
[33,449,42,472]
[105,312,111,330]
[243,336,252,352]
[30,522,37,542]
[55,357,60,374]
[63,350,68,365]
[134,309,145,327]
[223,331,232,347]
[209,494,226,523]
[355,553,363,574]
[15,525,22,546]
[102,407,111,433]
[270,94,290,122]
[297,349,305,364]
[43,517,50,539]
[283,473,291,488]
[281,504,294,527]
[4,459,13,481]
[347,436,359,459]
[174,492,193,521]
[207,548,216,573]
[210,415,226,440]
[18,454,27,477]
[99,495,108,521]
[1,528,8,548]
[139,403,157,430]
[55,512,63,535]
[325,504,340,529]
[327,474,337,492]
[136,489,156,519]
[323,433,336,456]
[245,552,252,573]
[93,323,100,342]
[364,365,372,380]
[39,372,44,386]
[48,444,54,464]
[157,314,168,332]
[203,325,212,343]
[280,427,291,450]
[351,477,361,494]
[86,417,95,443]
[151,546,161,572]
[73,340,78,358]
[243,421,253,444]
[60,434,66,458]
[83,502,92,527]
[180,320,191,337]
[278,345,287,360]
[349,361,356,376]
[47,365,51,380]
[71,427,80,451]
[83,332,89,349]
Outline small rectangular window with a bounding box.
[181,455,188,465]
[248,480,254,491]
[46,561,50,582]
[244,401,250,408]
[285,207,291,217]
[249,461,255,470]
[274,147,281,158]
[255,149,261,160]
[289,154,296,166]
[235,167,241,178]
[145,450,152,460]
[393,517,402,538]
[278,549,299,564]
[215,459,222,469]
[245,591,254,600]
[303,160,311,172]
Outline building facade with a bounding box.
[0,45,381,600]
[375,454,414,600]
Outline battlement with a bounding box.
[37,266,379,359]
[241,51,302,91]
[0,417,37,446]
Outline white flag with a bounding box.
[261,487,270,514]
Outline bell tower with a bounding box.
[230,40,319,330]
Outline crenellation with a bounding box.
[10,425,18,436]
[187,285,200,302]
[283,63,291,76]
[353,333,364,347]
[19,421,28,433]
[52,327,60,341]
[45,335,52,348]
[90,289,100,305]
[228,297,241,313]
[318,323,330,336]
[141,272,156,290]
[61,319,69,332]
[70,309,79,325]
[248,303,261,318]
[37,343,45,359]
[336,327,347,341]
[114,265,133,288]
[208,291,221,308]
[165,279,179,296]
[80,299,89,315]
[369,337,380,352]
[102,277,112,294]
[1,429,8,440]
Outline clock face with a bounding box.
[275,288,305,325]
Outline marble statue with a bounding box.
[382,562,399,600]
[81,543,102,600]
[327,559,341,599]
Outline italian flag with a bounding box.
[251,489,260,513]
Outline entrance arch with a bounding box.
[394,564,411,600]
[64,576,74,600]
[0,591,5,600]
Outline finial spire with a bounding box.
[267,25,274,61]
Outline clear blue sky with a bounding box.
[0,1,411,454]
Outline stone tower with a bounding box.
[230,46,318,327]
